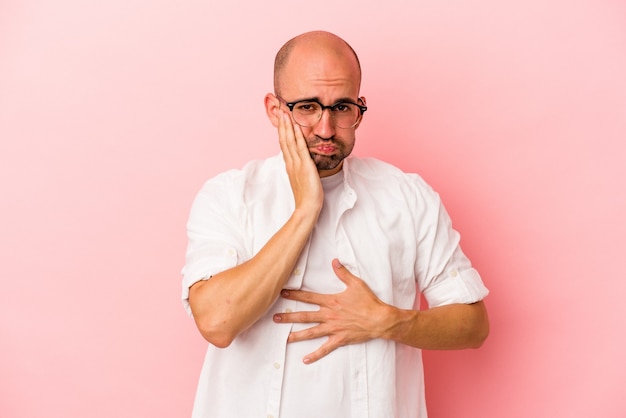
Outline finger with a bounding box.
[280,289,328,306]
[286,324,327,343]
[291,122,311,160]
[273,309,322,325]
[288,116,314,172]
[302,338,339,364]
[331,258,358,286]
[278,110,295,166]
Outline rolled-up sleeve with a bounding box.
[421,246,489,307]
[181,173,249,316]
[412,176,489,308]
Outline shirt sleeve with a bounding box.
[180,173,250,316]
[412,177,489,308]
[421,246,489,307]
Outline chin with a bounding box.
[313,155,343,171]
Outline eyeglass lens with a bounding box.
[292,102,359,128]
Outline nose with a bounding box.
[312,108,336,139]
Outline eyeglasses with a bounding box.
[278,96,367,129]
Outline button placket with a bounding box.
[265,319,290,418]
[266,239,310,418]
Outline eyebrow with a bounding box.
[295,97,358,105]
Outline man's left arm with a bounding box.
[273,258,489,364]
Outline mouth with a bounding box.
[312,143,337,155]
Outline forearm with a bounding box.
[189,208,318,347]
[381,301,489,350]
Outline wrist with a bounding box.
[380,305,418,342]
[291,204,321,227]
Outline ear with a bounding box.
[354,96,367,130]
[264,93,281,127]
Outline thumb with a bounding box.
[332,258,355,284]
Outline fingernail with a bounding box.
[303,357,311,364]
[281,290,290,297]
[273,314,281,322]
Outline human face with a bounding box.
[277,42,362,177]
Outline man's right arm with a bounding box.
[188,110,321,348]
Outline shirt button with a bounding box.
[450,269,458,277]
[293,268,302,276]
[268,415,274,418]
[273,362,281,369]
[285,308,292,313]
[227,249,236,256]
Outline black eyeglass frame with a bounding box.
[277,96,367,128]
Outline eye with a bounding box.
[294,102,321,113]
[332,103,352,113]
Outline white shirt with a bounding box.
[280,171,351,417]
[182,154,489,418]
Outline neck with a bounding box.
[318,161,344,178]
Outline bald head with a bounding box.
[273,31,362,96]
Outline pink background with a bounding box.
[1,0,625,417]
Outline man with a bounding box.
[182,31,489,418]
